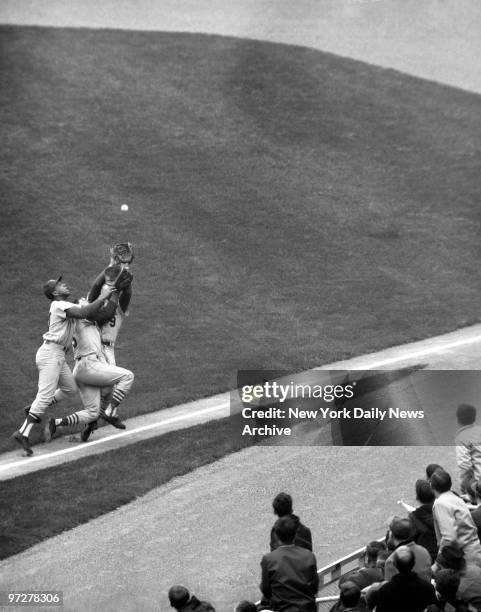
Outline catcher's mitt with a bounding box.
[110,242,134,265]
[104,265,133,291]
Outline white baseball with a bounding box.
[121,204,129,211]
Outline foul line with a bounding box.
[2,327,481,476]
[0,401,230,474]
[319,330,481,371]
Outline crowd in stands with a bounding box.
[167,404,481,612]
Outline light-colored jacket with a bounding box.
[455,424,481,484]
[433,491,481,564]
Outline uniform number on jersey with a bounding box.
[109,316,116,328]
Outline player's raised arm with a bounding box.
[119,283,132,313]
[65,285,113,319]
[92,291,119,326]
[87,269,107,302]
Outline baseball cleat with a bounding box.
[23,405,31,416]
[101,414,126,429]
[12,431,33,456]
[45,418,57,442]
[80,420,98,442]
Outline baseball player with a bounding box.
[87,244,134,430]
[12,277,113,456]
[46,294,134,442]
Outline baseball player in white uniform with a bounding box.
[46,295,134,442]
[12,276,113,456]
[87,246,134,430]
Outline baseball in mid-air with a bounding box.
[121,204,129,212]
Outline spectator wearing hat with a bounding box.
[409,479,439,562]
[384,516,432,582]
[366,546,437,612]
[434,543,481,610]
[455,405,481,495]
[270,492,312,552]
[260,515,319,612]
[430,469,481,566]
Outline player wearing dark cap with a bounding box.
[11,276,112,456]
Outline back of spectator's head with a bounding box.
[339,581,361,607]
[389,517,413,542]
[365,540,386,565]
[272,492,293,517]
[393,546,415,574]
[426,463,443,479]
[168,586,190,610]
[430,469,452,494]
[274,515,298,544]
[415,479,435,504]
[235,602,257,612]
[436,543,465,571]
[456,403,477,426]
[434,569,461,601]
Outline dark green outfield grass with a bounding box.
[2,26,481,454]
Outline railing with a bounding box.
[257,538,383,611]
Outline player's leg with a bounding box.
[100,347,122,419]
[13,345,62,455]
[46,381,100,441]
[78,359,134,428]
[22,350,77,415]
[100,365,134,428]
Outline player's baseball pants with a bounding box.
[72,355,134,422]
[30,343,77,418]
[100,345,116,407]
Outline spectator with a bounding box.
[260,515,319,612]
[168,586,204,611]
[427,464,445,479]
[409,479,438,562]
[270,492,312,551]
[430,469,481,566]
[455,405,481,495]
[235,602,257,612]
[434,543,481,610]
[384,516,432,582]
[375,549,390,577]
[470,478,481,542]
[426,569,471,612]
[339,541,386,590]
[329,580,366,612]
[366,546,437,612]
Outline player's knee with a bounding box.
[88,405,100,420]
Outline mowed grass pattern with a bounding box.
[2,26,481,452]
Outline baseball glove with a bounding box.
[110,242,134,265]
[104,265,133,291]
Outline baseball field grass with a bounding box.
[0,414,254,560]
[2,25,481,458]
